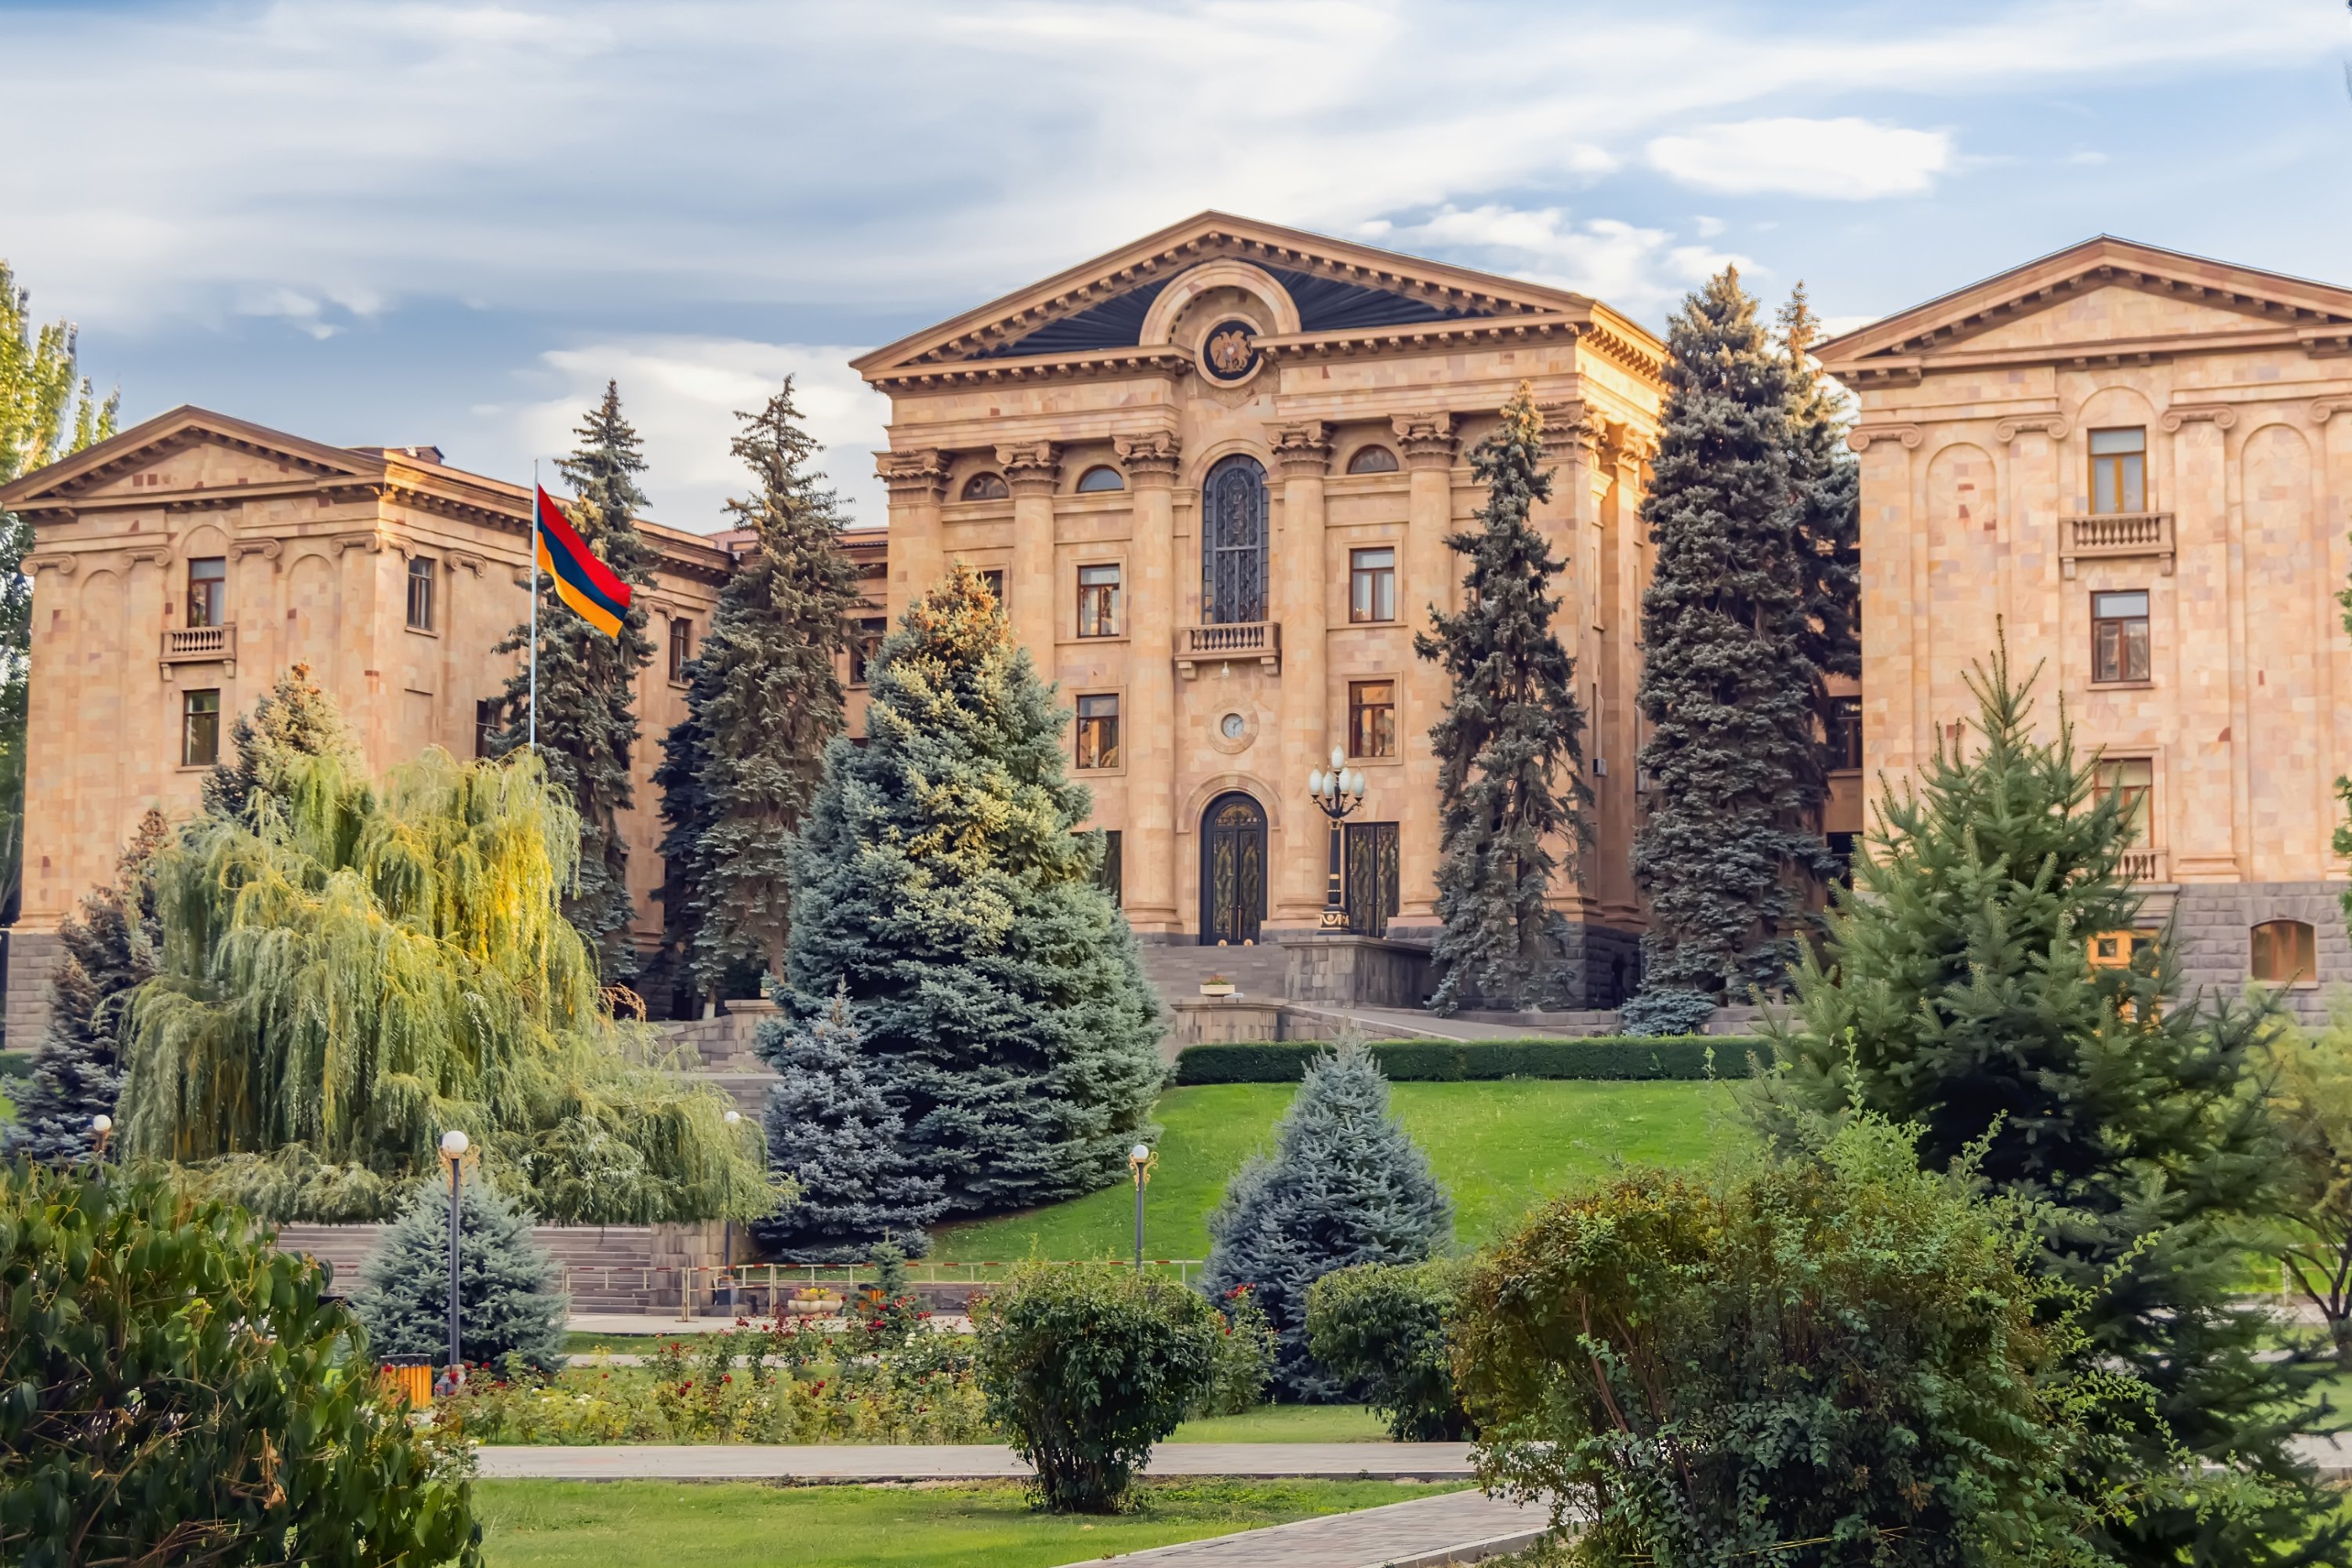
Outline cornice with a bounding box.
[869,347,1195,394]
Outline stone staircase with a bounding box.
[271,1221,729,1314]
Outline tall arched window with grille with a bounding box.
[1200,455,1269,624]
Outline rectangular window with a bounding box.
[2252,920,2318,985]
[1075,694,1120,769]
[978,568,1006,609]
[2091,758,2154,845]
[1077,564,1121,637]
[1349,547,1396,623]
[2091,590,2151,683]
[405,556,436,631]
[1829,695,1864,771]
[186,557,227,629]
[2089,427,2146,515]
[1096,829,1123,907]
[668,617,694,684]
[474,699,498,759]
[849,617,887,686]
[181,688,221,767]
[1348,680,1397,759]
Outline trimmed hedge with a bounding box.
[0,1051,32,1080]
[1173,1036,1771,1085]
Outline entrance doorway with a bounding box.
[1199,793,1267,946]
[1344,820,1400,937]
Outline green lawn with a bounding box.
[475,1478,1465,1566]
[1168,1403,1389,1443]
[930,1079,1746,1262]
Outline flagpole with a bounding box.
[528,457,539,753]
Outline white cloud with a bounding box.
[1379,205,1749,317]
[518,338,890,532]
[1648,118,1954,199]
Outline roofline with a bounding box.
[853,210,1624,377]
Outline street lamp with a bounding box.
[1128,1142,1152,1272]
[89,1113,112,1162]
[720,1110,744,1309]
[439,1130,470,1381]
[1307,746,1370,930]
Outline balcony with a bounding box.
[1176,621,1280,679]
[2118,846,2167,884]
[2060,511,2173,579]
[161,623,237,664]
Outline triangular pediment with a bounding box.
[0,405,381,508]
[854,211,1599,376]
[1817,237,2352,377]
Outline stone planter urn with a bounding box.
[1199,978,1237,998]
[786,1293,841,1317]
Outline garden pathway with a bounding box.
[1049,1488,1546,1567]
[473,1442,1477,1481]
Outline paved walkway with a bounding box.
[474,1442,1476,1482]
[1051,1489,1546,1568]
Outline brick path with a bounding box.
[1051,1489,1546,1567]
[473,1442,1475,1482]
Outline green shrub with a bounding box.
[1174,1036,1766,1085]
[971,1262,1221,1512]
[0,1051,32,1080]
[0,1158,480,1567]
[1193,1283,1277,1417]
[1307,1258,1472,1440]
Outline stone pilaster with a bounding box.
[1114,430,1182,933]
[877,448,948,623]
[1393,412,1457,923]
[997,441,1062,664]
[1269,420,1333,929]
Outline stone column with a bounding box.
[1269,420,1333,929]
[998,441,1062,666]
[1393,412,1457,927]
[877,449,948,624]
[1115,430,1182,934]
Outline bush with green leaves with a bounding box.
[2260,1004,2352,1363]
[351,1174,568,1374]
[1193,1283,1276,1417]
[1613,988,1716,1039]
[971,1261,1221,1513]
[1201,1040,1453,1401]
[1306,1258,1472,1440]
[0,1158,480,1567]
[1455,1115,2144,1568]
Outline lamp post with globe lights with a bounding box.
[438,1129,470,1381]
[1128,1142,1154,1272]
[1308,746,1370,930]
[89,1113,112,1162]
[720,1109,744,1312]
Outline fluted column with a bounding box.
[1394,412,1457,927]
[1114,430,1181,932]
[1269,420,1333,928]
[998,441,1061,665]
[877,448,949,623]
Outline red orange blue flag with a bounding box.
[534,486,630,639]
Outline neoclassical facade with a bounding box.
[1818,237,2352,1013]
[855,212,1670,1001]
[0,406,750,1039]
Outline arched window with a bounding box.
[963,472,1008,501]
[1076,465,1125,492]
[1200,455,1269,624]
[2252,920,2317,984]
[1346,445,1399,474]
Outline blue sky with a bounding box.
[5,0,2349,529]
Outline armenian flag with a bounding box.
[534,485,630,638]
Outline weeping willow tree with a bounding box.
[120,746,776,1225]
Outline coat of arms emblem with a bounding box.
[1206,324,1257,377]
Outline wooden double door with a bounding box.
[1199,793,1266,945]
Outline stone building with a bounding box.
[1817,236,2352,1015]
[0,405,765,1039]
[854,212,1675,1003]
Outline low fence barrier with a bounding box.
[562,1258,1208,1320]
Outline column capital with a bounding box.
[1113,429,1182,485]
[1535,401,1601,461]
[995,441,1062,496]
[877,447,949,503]
[1269,420,1333,479]
[1390,412,1457,470]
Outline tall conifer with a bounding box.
[780,566,1163,1216]
[490,382,656,983]
[1633,268,1824,998]
[201,662,360,822]
[1773,645,2343,1566]
[654,379,859,1006]
[1780,285,1862,804]
[1413,385,1586,1014]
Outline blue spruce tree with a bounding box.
[1201,1040,1452,1401]
[351,1174,568,1374]
[780,565,1163,1216]
[750,985,944,1261]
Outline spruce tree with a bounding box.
[1773,643,2343,1566]
[749,984,945,1262]
[1200,1040,1453,1401]
[2,812,165,1161]
[490,381,656,983]
[351,1174,568,1373]
[1633,267,1826,999]
[201,662,359,822]
[780,565,1163,1217]
[655,379,859,1006]
[1413,384,1587,1014]
[1780,286,1862,735]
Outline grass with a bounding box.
[1167,1403,1389,1443]
[474,1478,1465,1566]
[930,1079,1745,1262]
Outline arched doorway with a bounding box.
[1198,792,1268,946]
[1200,456,1269,624]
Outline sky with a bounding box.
[5,0,2350,532]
